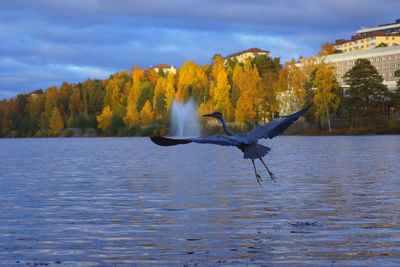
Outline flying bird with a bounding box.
[150,105,311,186]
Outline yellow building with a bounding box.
[334,31,400,53]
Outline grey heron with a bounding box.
[150,104,311,186]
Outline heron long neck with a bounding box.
[218,117,234,136]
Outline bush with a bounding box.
[34,130,45,138]
[140,125,156,136]
[387,117,399,130]
[64,129,75,137]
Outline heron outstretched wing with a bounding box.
[150,134,247,147]
[150,135,241,146]
[246,104,312,142]
[191,135,248,146]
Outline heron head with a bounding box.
[202,111,223,120]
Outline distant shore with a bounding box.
[2,123,399,138]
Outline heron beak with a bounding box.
[202,113,213,117]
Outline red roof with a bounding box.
[226,48,270,58]
[153,64,170,68]
[335,39,348,45]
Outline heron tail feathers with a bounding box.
[243,144,271,159]
[150,136,192,146]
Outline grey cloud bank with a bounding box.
[1,0,399,99]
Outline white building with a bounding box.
[357,19,400,36]
[152,64,176,74]
[323,46,400,90]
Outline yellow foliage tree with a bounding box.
[45,86,58,116]
[97,105,113,133]
[260,71,280,121]
[124,86,140,128]
[318,43,335,56]
[176,61,207,102]
[153,77,167,119]
[131,67,145,88]
[314,64,340,132]
[279,59,307,114]
[233,63,261,124]
[140,100,154,125]
[197,100,215,117]
[49,107,64,135]
[210,55,234,121]
[164,72,176,112]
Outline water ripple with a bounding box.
[0,136,399,265]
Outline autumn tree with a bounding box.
[260,71,280,121]
[123,67,145,128]
[140,100,154,125]
[27,94,45,120]
[164,72,176,112]
[153,77,167,120]
[124,87,139,128]
[1,116,9,135]
[49,107,64,135]
[210,55,234,121]
[104,71,130,110]
[176,61,207,102]
[146,69,159,86]
[233,63,262,125]
[318,43,335,56]
[278,59,308,114]
[97,105,113,133]
[58,82,73,117]
[45,86,58,116]
[313,64,340,132]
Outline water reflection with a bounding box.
[0,136,399,265]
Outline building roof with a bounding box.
[226,48,270,58]
[357,19,400,34]
[153,64,171,69]
[324,45,400,61]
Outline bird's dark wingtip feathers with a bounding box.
[150,136,192,146]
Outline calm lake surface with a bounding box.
[0,136,400,266]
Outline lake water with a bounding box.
[0,136,400,266]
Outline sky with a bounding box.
[1,0,399,99]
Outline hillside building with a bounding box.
[357,18,400,36]
[152,64,176,74]
[323,46,400,90]
[225,48,270,63]
[334,31,400,53]
[334,19,400,53]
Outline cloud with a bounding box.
[1,0,400,99]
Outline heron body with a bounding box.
[150,104,311,186]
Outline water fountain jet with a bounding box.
[170,99,200,137]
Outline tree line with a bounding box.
[1,47,400,137]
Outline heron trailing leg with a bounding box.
[260,158,276,183]
[251,159,263,186]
